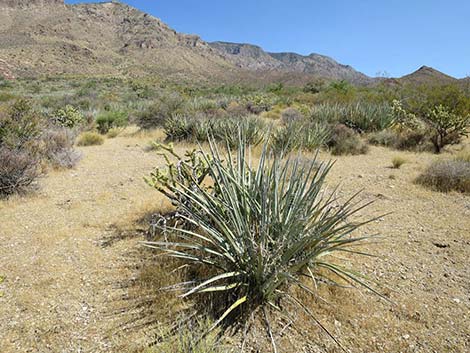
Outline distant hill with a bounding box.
[398,66,458,85]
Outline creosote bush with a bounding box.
[416,159,470,193]
[145,134,382,350]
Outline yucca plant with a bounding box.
[145,134,382,351]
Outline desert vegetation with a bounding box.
[1,75,469,352]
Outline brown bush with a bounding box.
[0,147,42,197]
[42,128,82,169]
[328,124,368,156]
[416,160,470,193]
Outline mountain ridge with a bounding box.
[0,0,464,86]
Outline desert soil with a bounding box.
[0,131,469,353]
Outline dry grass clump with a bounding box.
[77,131,105,146]
[391,156,407,169]
[416,159,470,193]
[455,148,470,162]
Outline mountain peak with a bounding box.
[399,65,457,85]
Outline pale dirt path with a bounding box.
[0,133,164,353]
[0,134,469,353]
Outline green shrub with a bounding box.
[328,124,368,156]
[416,159,470,193]
[136,94,186,129]
[145,136,379,349]
[77,132,104,146]
[96,111,128,134]
[51,105,85,129]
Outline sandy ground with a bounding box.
[0,132,469,352]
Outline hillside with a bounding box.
[0,0,235,82]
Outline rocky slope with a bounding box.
[0,1,235,82]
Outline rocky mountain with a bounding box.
[209,41,371,84]
[0,1,462,87]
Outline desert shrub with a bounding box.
[243,94,274,114]
[281,107,304,124]
[423,105,470,153]
[393,130,431,151]
[328,124,368,156]
[391,156,407,169]
[136,94,186,129]
[50,105,86,129]
[41,128,81,169]
[309,103,394,132]
[367,130,399,147]
[145,135,379,350]
[163,115,194,142]
[392,100,470,153]
[302,122,332,151]
[416,159,470,193]
[95,111,128,134]
[106,128,122,139]
[77,132,104,146]
[270,121,331,154]
[0,147,41,197]
[0,99,45,150]
[225,101,248,118]
[212,116,266,148]
[270,123,303,154]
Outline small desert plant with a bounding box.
[416,159,470,193]
[391,156,407,169]
[76,132,104,146]
[51,105,85,129]
[328,124,368,156]
[145,134,382,350]
[96,110,128,134]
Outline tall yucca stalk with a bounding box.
[145,135,381,351]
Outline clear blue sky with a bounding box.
[66,0,470,78]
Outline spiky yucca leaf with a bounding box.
[145,134,380,350]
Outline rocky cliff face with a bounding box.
[0,0,64,7]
